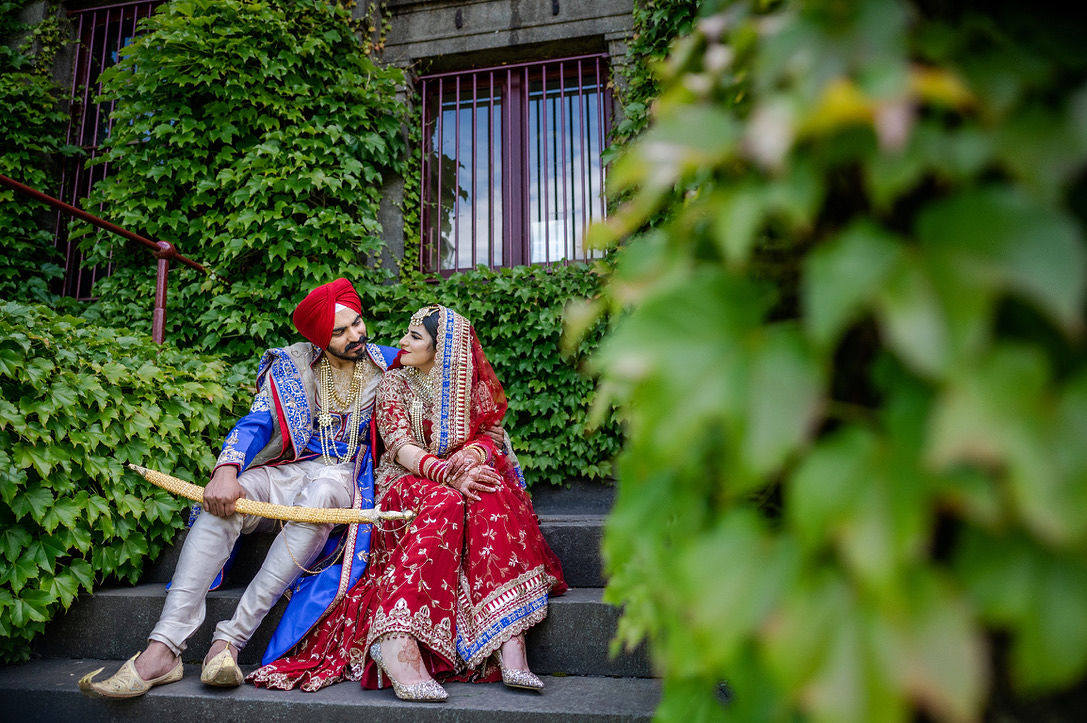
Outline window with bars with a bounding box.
[418,54,612,274]
[55,1,161,299]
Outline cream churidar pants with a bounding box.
[148,459,354,654]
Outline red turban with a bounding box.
[292,278,362,349]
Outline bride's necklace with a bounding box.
[404,366,438,446]
[317,356,368,464]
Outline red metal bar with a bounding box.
[89,9,112,150]
[470,73,477,271]
[419,79,428,274]
[487,71,494,266]
[418,52,609,81]
[596,57,606,235]
[577,58,588,256]
[542,63,549,265]
[559,60,569,263]
[0,174,217,345]
[83,10,110,297]
[55,11,85,272]
[453,74,461,271]
[153,243,170,344]
[519,64,529,267]
[75,14,97,148]
[502,68,512,268]
[0,174,211,275]
[435,77,443,273]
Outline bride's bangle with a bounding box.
[464,442,488,464]
[419,453,449,485]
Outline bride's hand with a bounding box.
[446,447,482,481]
[451,464,501,502]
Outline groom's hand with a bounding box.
[204,466,245,518]
[483,423,505,448]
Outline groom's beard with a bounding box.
[327,337,369,362]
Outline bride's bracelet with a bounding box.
[419,453,450,485]
[463,442,489,464]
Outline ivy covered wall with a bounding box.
[0,1,75,305]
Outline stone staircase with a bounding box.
[0,484,660,721]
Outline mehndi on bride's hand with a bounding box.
[446,445,485,482]
[450,464,501,502]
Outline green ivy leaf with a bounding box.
[918,187,1087,336]
[803,221,903,349]
[742,324,824,477]
[9,485,52,521]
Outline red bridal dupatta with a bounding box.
[249,306,566,692]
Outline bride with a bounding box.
[249,304,567,700]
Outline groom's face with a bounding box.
[326,308,368,361]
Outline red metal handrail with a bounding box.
[0,173,220,344]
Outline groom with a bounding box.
[81,278,401,697]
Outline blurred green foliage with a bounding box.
[583,0,1087,719]
[73,0,409,371]
[0,1,77,305]
[0,301,242,662]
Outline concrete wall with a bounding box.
[376,0,633,71]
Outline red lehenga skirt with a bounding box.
[248,463,567,692]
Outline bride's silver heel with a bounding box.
[369,640,448,702]
[495,650,544,692]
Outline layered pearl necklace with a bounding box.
[317,356,368,465]
[404,365,439,447]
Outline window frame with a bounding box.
[417,53,613,275]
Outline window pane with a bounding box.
[427,77,504,271]
[526,59,606,264]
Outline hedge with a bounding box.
[0,302,242,662]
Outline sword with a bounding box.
[127,463,414,525]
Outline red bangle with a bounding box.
[420,453,449,484]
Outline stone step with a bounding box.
[36,585,652,678]
[144,514,607,589]
[0,658,660,722]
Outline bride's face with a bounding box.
[399,323,436,371]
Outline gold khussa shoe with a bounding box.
[200,643,243,687]
[495,653,545,692]
[369,641,448,702]
[78,652,183,698]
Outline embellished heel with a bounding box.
[495,651,544,692]
[369,640,448,702]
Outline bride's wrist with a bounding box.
[463,442,489,464]
[419,453,450,484]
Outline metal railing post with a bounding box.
[153,241,173,344]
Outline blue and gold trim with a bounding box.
[258,347,312,458]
